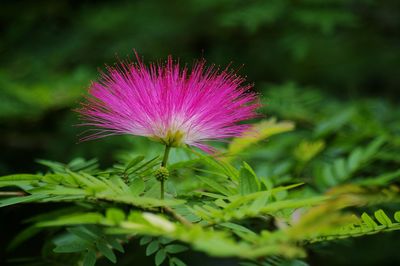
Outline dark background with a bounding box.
[0,0,399,265]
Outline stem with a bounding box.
[160,145,171,200]
[161,145,171,167]
[163,206,193,227]
[160,180,165,200]
[0,191,26,196]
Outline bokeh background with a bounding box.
[1,0,399,265]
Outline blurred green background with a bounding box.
[1,0,399,265]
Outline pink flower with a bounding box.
[77,53,260,152]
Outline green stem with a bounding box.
[160,179,165,200]
[160,145,171,200]
[161,145,171,168]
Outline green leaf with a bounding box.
[0,194,48,207]
[195,175,232,196]
[159,237,173,245]
[140,236,153,246]
[0,174,40,188]
[69,158,98,172]
[36,159,67,173]
[374,209,392,227]
[355,169,400,186]
[155,249,167,266]
[7,225,42,251]
[83,249,97,266]
[170,257,187,266]
[106,236,124,253]
[165,244,188,254]
[189,149,239,181]
[361,213,378,229]
[293,140,325,163]
[0,174,40,182]
[67,227,98,242]
[249,192,269,212]
[239,162,260,195]
[125,155,145,171]
[220,223,256,235]
[53,240,89,253]
[333,159,347,181]
[314,108,353,137]
[394,212,400,223]
[146,240,160,256]
[364,137,386,158]
[228,118,295,156]
[348,148,362,172]
[96,241,116,263]
[129,178,145,196]
[106,208,125,224]
[130,156,160,174]
[37,213,104,227]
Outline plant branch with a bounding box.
[163,205,193,227]
[0,191,26,196]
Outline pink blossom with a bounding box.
[77,53,260,151]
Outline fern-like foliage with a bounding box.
[1,149,399,266]
[315,137,386,189]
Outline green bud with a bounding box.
[155,166,169,181]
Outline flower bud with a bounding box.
[155,166,169,181]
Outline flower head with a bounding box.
[77,53,260,152]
